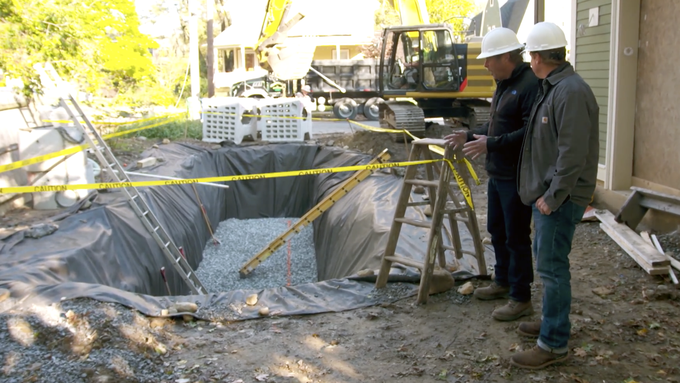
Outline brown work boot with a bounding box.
[518,320,541,337]
[510,345,569,370]
[492,299,534,321]
[473,281,509,300]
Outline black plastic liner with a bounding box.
[0,143,493,318]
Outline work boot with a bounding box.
[518,320,542,337]
[473,281,509,300]
[510,345,569,370]
[492,299,534,321]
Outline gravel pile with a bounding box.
[196,218,318,293]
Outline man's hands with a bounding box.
[536,196,552,215]
[444,131,467,150]
[444,132,489,160]
[462,134,488,160]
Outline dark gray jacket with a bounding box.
[518,62,599,211]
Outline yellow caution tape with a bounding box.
[0,116,182,174]
[347,119,481,186]
[0,157,475,210]
[43,112,186,126]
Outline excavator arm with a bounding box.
[254,0,317,81]
[386,0,430,25]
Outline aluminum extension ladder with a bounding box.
[58,94,208,295]
[375,138,486,304]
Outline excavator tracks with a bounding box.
[379,101,426,141]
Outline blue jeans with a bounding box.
[532,200,586,354]
[487,178,533,302]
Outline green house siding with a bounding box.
[575,0,611,165]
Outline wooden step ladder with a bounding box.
[375,138,486,304]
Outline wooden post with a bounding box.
[207,0,215,97]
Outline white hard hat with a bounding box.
[301,85,311,92]
[477,27,525,59]
[525,22,568,52]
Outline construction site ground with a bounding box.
[2,122,680,383]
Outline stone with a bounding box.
[458,281,474,295]
[429,269,455,295]
[246,294,258,306]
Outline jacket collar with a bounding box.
[497,62,531,86]
[545,62,574,86]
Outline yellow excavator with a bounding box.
[377,0,500,134]
[253,0,500,132]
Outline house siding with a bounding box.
[575,0,611,165]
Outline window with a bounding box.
[332,49,350,60]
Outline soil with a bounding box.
[2,125,680,383]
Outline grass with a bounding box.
[112,117,203,141]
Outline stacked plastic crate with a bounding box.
[201,97,258,144]
[256,98,312,142]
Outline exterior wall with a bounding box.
[633,0,680,190]
[574,0,612,165]
[313,46,364,60]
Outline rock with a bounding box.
[482,237,492,245]
[152,144,159,149]
[155,343,167,355]
[592,286,614,297]
[258,307,270,316]
[24,223,58,239]
[182,314,194,322]
[136,136,147,141]
[162,138,171,144]
[160,309,169,316]
[168,307,178,315]
[342,145,349,149]
[458,281,474,295]
[246,294,258,306]
[211,144,221,149]
[0,288,9,302]
[356,269,375,277]
[424,205,432,217]
[326,140,335,146]
[392,168,406,177]
[413,186,426,194]
[429,269,455,295]
[174,302,198,313]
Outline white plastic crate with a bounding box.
[201,97,257,144]
[256,98,312,142]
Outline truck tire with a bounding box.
[362,97,383,121]
[332,99,358,120]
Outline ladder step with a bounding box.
[406,201,430,207]
[384,255,424,270]
[443,207,467,215]
[453,216,469,223]
[442,246,477,257]
[142,210,149,216]
[395,217,432,228]
[405,179,439,188]
[164,241,170,248]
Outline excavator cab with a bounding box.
[379,25,468,95]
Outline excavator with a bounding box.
[251,0,503,133]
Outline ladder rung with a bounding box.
[406,201,430,207]
[443,207,467,215]
[164,242,170,248]
[153,226,160,232]
[176,257,182,263]
[453,216,469,223]
[404,179,439,188]
[142,210,149,216]
[443,245,456,251]
[395,217,431,228]
[384,255,424,269]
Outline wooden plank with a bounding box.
[599,224,667,275]
[597,210,670,267]
[651,234,680,272]
[239,149,391,277]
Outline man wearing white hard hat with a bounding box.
[296,84,313,113]
[445,27,538,322]
[514,21,599,370]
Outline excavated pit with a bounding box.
[0,142,492,318]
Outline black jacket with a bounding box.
[467,62,539,180]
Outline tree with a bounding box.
[425,0,480,39]
[0,0,158,96]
